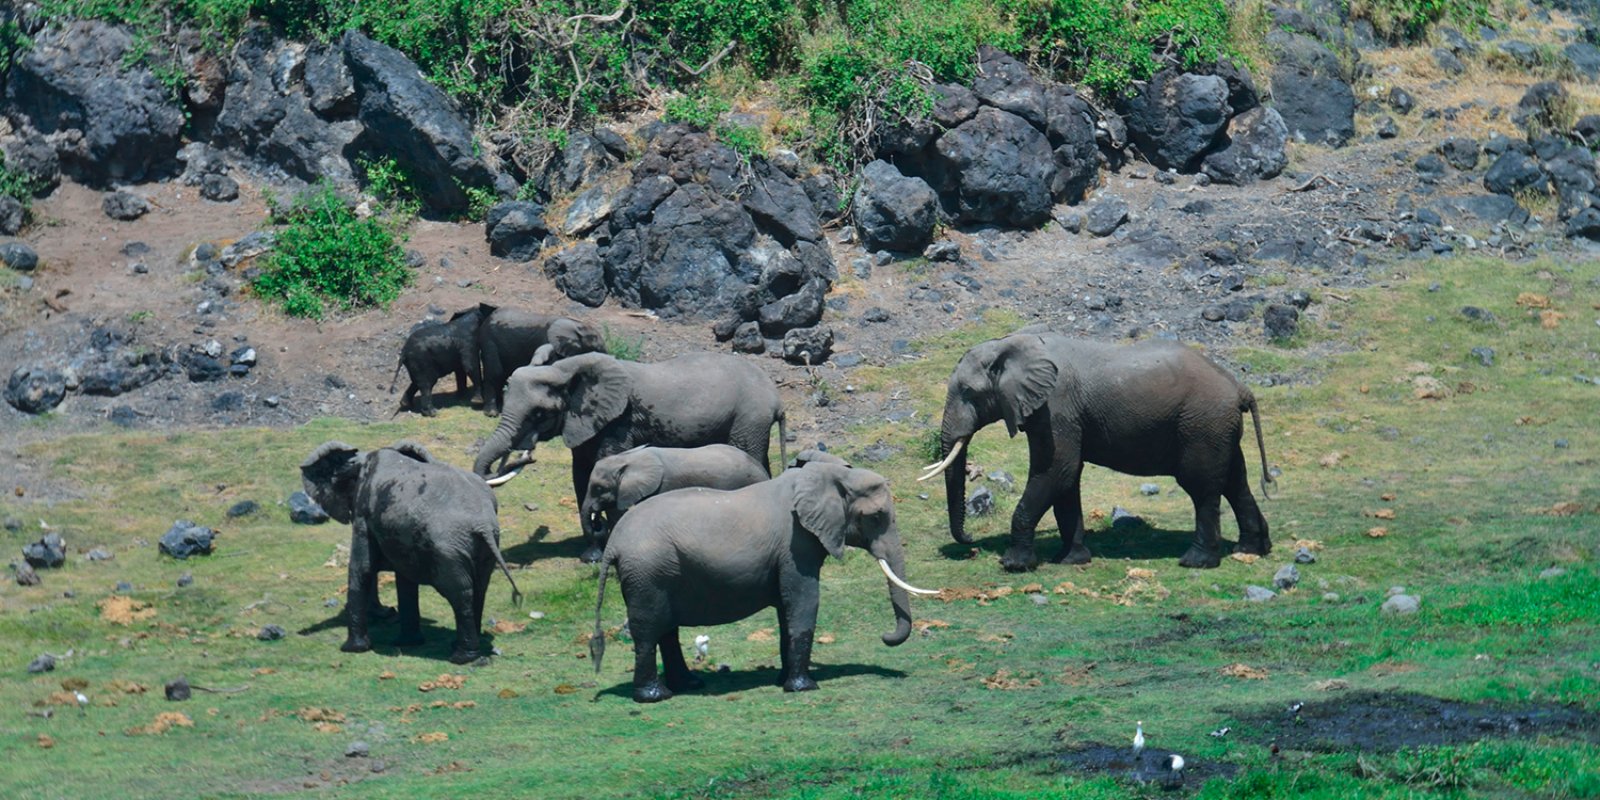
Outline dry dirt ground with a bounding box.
[2,26,1597,497]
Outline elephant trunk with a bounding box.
[941,432,973,545]
[870,528,915,647]
[474,415,522,477]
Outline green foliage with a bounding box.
[355,155,420,219]
[1349,0,1491,42]
[664,91,732,129]
[461,184,497,221]
[602,324,645,361]
[715,121,764,162]
[636,0,801,75]
[1012,0,1235,97]
[251,181,411,319]
[0,153,40,212]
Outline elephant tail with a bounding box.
[590,556,610,674]
[775,408,788,477]
[1246,393,1274,500]
[483,530,524,607]
[388,355,404,394]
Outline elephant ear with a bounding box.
[993,335,1058,437]
[614,452,667,511]
[388,440,435,463]
[791,465,848,559]
[299,441,362,523]
[548,317,600,359]
[561,354,630,448]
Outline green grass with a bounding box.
[3,256,1599,798]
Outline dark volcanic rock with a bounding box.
[781,326,834,365]
[1264,304,1301,341]
[159,520,215,559]
[1388,87,1415,115]
[102,191,149,221]
[1085,195,1129,237]
[1121,68,1231,172]
[1202,106,1289,184]
[1269,31,1355,147]
[200,174,240,202]
[5,366,66,414]
[542,242,607,307]
[1484,152,1548,196]
[1567,207,1600,240]
[0,197,22,235]
[342,31,496,214]
[1433,48,1466,75]
[852,160,938,252]
[5,21,185,185]
[1,242,39,272]
[0,133,62,197]
[935,106,1057,226]
[484,201,548,261]
[1438,137,1480,171]
[22,533,66,568]
[1514,81,1569,135]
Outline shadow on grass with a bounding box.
[504,525,589,563]
[296,607,500,663]
[592,662,910,701]
[936,524,1240,564]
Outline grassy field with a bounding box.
[2,254,1598,798]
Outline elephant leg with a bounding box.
[394,576,424,647]
[1225,447,1271,555]
[342,527,374,653]
[1178,485,1225,569]
[416,381,437,417]
[437,572,483,664]
[660,628,703,693]
[628,617,672,703]
[1002,431,1072,572]
[1048,465,1091,564]
[778,585,820,692]
[573,449,604,564]
[400,383,419,413]
[471,561,492,640]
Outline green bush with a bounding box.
[1349,0,1491,43]
[0,153,40,212]
[664,92,732,129]
[1012,0,1234,97]
[715,121,764,161]
[251,182,411,319]
[637,0,800,76]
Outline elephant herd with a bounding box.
[306,315,1274,703]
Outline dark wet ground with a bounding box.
[1239,691,1600,752]
[1057,744,1238,789]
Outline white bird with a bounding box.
[1132,720,1145,758]
[693,634,710,660]
[74,691,88,714]
[1209,726,1231,738]
[1163,753,1186,786]
[1289,701,1304,717]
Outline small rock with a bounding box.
[965,486,995,517]
[1110,507,1143,529]
[1388,87,1415,115]
[13,560,41,586]
[22,533,67,568]
[1322,592,1340,602]
[1380,594,1420,615]
[986,471,1015,492]
[1245,585,1277,602]
[177,572,193,588]
[1139,483,1161,496]
[1273,564,1300,591]
[346,741,370,758]
[1264,304,1300,341]
[86,548,113,562]
[115,581,133,592]
[0,242,40,272]
[289,491,330,524]
[200,174,240,202]
[1460,306,1496,324]
[27,654,56,674]
[1554,438,1569,449]
[1470,346,1494,367]
[1294,547,1317,564]
[1375,116,1399,139]
[923,240,961,262]
[1201,305,1226,322]
[1538,566,1567,580]
[102,191,150,221]
[160,520,215,559]
[227,500,259,518]
[1085,196,1129,237]
[1030,593,1050,606]
[1286,290,1312,310]
[528,611,546,620]
[258,624,286,641]
[165,677,191,701]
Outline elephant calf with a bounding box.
[591,463,938,703]
[301,441,522,664]
[582,445,771,561]
[389,305,489,417]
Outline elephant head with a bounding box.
[581,447,665,538]
[923,334,1058,544]
[790,465,935,646]
[474,353,630,479]
[300,441,365,524]
[786,449,851,470]
[547,317,606,361]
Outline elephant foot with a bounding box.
[483,407,500,418]
[1050,544,1093,565]
[448,648,483,665]
[1178,545,1222,569]
[782,674,819,693]
[1238,537,1272,556]
[419,407,438,418]
[341,636,372,654]
[664,671,704,693]
[578,545,604,564]
[633,682,673,703]
[1000,546,1040,573]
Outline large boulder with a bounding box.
[1514,81,1569,136]
[5,366,66,414]
[852,160,938,252]
[1121,69,1231,172]
[342,31,495,215]
[1044,86,1099,203]
[1202,106,1289,184]
[4,20,185,185]
[934,106,1056,226]
[1269,31,1355,147]
[1483,151,1548,196]
[543,242,608,307]
[213,26,361,186]
[484,201,548,261]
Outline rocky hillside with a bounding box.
[2,1,1598,444]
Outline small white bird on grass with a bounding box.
[1162,753,1186,787]
[693,634,710,661]
[1132,720,1145,759]
[1209,726,1231,738]
[74,691,88,715]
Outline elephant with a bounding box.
[389,305,490,416]
[478,305,607,417]
[473,351,788,561]
[300,440,523,664]
[922,332,1272,572]
[786,449,850,469]
[581,444,771,560]
[589,463,938,702]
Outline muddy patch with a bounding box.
[1241,691,1600,752]
[1057,744,1238,790]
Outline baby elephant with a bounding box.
[591,463,939,703]
[581,444,771,562]
[389,305,489,417]
[301,441,522,664]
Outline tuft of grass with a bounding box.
[602,324,645,361]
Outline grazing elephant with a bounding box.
[478,305,606,417]
[300,440,522,664]
[786,449,850,469]
[581,444,771,562]
[474,352,787,561]
[923,332,1272,572]
[389,305,490,416]
[590,463,938,702]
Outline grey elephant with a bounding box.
[787,449,850,469]
[478,305,607,417]
[389,305,491,416]
[590,463,938,703]
[581,444,771,561]
[922,332,1272,572]
[474,351,788,561]
[301,440,523,664]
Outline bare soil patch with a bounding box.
[1240,691,1600,751]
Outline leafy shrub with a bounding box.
[1011,0,1235,97]
[0,153,40,211]
[715,121,764,162]
[251,182,411,319]
[664,92,732,129]
[355,156,420,219]
[602,325,645,361]
[1348,0,1491,43]
[636,0,800,76]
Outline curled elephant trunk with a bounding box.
[870,528,918,647]
[474,415,523,478]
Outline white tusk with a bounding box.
[916,438,965,482]
[878,558,940,596]
[484,469,521,487]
